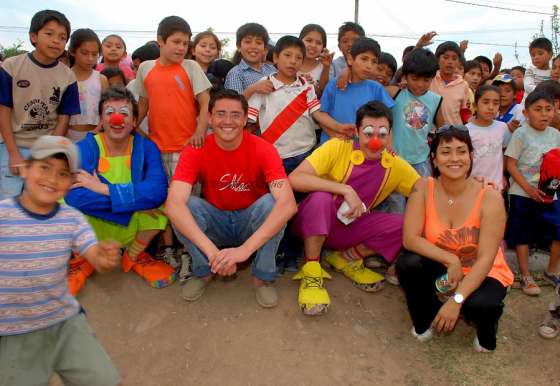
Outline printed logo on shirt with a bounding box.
[218,174,251,192]
[404,100,429,130]
[16,80,30,88]
[23,99,49,125]
[174,75,186,91]
[49,87,61,105]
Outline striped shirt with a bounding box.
[0,199,96,335]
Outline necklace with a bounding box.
[447,198,455,206]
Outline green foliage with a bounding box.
[0,40,26,60]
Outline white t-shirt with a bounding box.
[467,120,508,189]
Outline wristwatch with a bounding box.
[453,293,464,304]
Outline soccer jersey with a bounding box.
[173,131,287,211]
[0,53,80,148]
[248,74,319,158]
[136,59,211,153]
[0,199,97,335]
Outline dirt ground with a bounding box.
[54,267,559,386]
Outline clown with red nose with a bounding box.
[288,101,421,316]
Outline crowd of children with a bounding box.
[1,8,560,384]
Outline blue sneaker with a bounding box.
[544,271,560,287]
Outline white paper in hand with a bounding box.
[337,200,367,225]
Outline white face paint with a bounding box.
[104,106,115,115]
[362,125,389,138]
[118,106,130,116]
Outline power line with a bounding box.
[444,0,553,15]
[476,0,552,10]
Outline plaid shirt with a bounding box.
[224,59,276,94]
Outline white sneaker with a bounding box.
[179,249,191,283]
[473,335,493,353]
[411,326,434,342]
[160,247,181,269]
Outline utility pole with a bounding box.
[552,5,559,56]
[354,0,359,23]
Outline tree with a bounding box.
[0,40,26,60]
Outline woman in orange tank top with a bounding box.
[396,125,513,352]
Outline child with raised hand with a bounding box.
[386,48,442,177]
[0,9,80,199]
[329,21,365,79]
[505,90,560,296]
[492,73,525,141]
[96,34,135,82]
[0,135,121,385]
[511,65,526,102]
[463,60,483,111]
[298,24,333,96]
[524,37,553,94]
[466,85,509,190]
[67,28,109,142]
[225,23,276,99]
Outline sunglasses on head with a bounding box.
[435,124,469,135]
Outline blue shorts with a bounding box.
[505,194,560,246]
[0,143,30,200]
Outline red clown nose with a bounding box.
[367,137,383,152]
[109,113,125,126]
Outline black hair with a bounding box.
[98,86,139,119]
[492,77,517,93]
[473,55,493,73]
[378,52,397,76]
[511,65,526,75]
[435,41,463,60]
[299,24,327,48]
[402,48,438,78]
[474,84,501,104]
[356,100,393,128]
[210,89,249,114]
[100,67,127,85]
[131,43,160,63]
[534,80,560,101]
[349,37,380,60]
[266,43,275,63]
[524,89,555,110]
[429,125,474,178]
[464,60,482,74]
[69,28,101,56]
[402,45,415,61]
[29,10,71,47]
[157,16,191,42]
[30,152,70,170]
[337,21,365,43]
[274,35,305,57]
[235,23,269,46]
[102,34,126,50]
[530,37,553,53]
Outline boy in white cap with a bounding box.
[0,135,121,386]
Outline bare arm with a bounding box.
[0,105,24,174]
[52,114,69,136]
[100,74,109,92]
[505,156,545,201]
[82,240,121,273]
[190,90,210,148]
[312,111,355,139]
[137,96,149,126]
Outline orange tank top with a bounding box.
[424,178,513,287]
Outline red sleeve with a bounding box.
[172,145,202,185]
[257,140,288,182]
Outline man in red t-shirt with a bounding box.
[166,89,297,308]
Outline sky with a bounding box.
[0,0,558,68]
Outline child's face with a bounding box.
[405,74,432,96]
[273,46,304,82]
[193,36,219,67]
[22,157,72,207]
[510,68,524,88]
[339,31,361,62]
[463,67,482,91]
[479,62,490,80]
[551,59,560,81]
[302,30,324,60]
[476,90,500,121]
[497,83,515,107]
[102,36,126,64]
[375,63,394,86]
[438,50,460,77]
[348,51,377,81]
[525,99,554,130]
[158,31,189,64]
[238,35,266,66]
[72,40,99,70]
[101,99,136,141]
[107,75,125,87]
[530,48,552,70]
[30,20,68,63]
[358,116,391,159]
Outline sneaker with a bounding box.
[539,311,560,339]
[123,251,177,288]
[364,255,386,269]
[543,271,560,287]
[385,264,400,286]
[160,247,180,269]
[67,255,95,296]
[411,326,434,342]
[520,275,541,296]
[325,251,385,292]
[182,276,209,302]
[293,261,331,316]
[473,335,493,353]
[255,282,278,308]
[179,249,191,283]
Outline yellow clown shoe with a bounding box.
[292,261,331,316]
[325,251,385,292]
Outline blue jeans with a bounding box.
[0,143,30,200]
[174,194,284,281]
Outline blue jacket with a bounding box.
[65,132,168,226]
